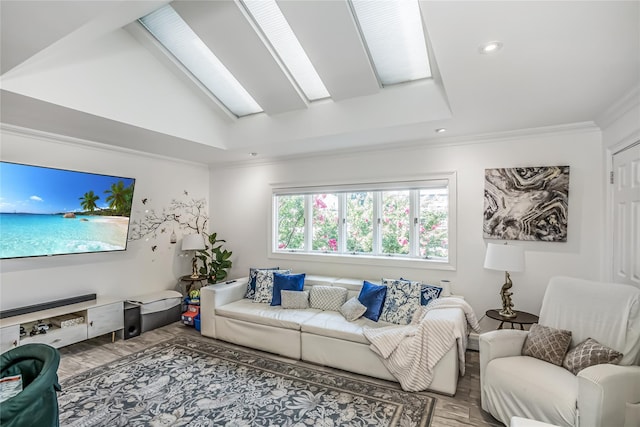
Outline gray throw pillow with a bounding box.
[522,323,572,366]
[340,297,367,321]
[281,290,309,309]
[562,337,623,375]
[310,286,348,311]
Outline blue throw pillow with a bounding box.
[420,284,443,306]
[358,281,387,321]
[271,273,306,306]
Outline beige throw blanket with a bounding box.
[363,297,480,392]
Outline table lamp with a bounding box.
[484,242,525,318]
[182,234,205,279]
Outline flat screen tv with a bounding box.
[0,161,136,259]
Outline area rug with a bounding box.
[58,336,435,426]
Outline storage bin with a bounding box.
[127,290,182,333]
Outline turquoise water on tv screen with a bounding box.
[0,213,129,258]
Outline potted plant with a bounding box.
[196,232,233,284]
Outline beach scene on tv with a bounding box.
[0,162,135,259]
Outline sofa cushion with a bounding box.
[562,337,623,375]
[281,290,309,309]
[246,267,279,299]
[310,286,348,311]
[216,299,321,330]
[254,269,290,304]
[301,311,395,344]
[522,324,572,366]
[358,281,387,322]
[379,279,421,325]
[271,273,305,306]
[339,297,367,321]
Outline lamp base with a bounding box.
[498,307,516,318]
[499,271,516,318]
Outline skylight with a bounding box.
[350,0,432,86]
[139,5,263,117]
[242,0,330,101]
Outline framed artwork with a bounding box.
[483,166,570,242]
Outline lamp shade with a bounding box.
[181,234,205,251]
[484,243,525,272]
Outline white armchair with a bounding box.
[480,276,640,427]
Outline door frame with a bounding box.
[605,133,640,282]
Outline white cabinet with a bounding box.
[0,297,123,353]
[20,324,87,349]
[0,325,20,354]
[87,302,123,339]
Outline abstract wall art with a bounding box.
[483,166,570,242]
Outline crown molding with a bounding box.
[596,84,640,130]
[215,121,600,170]
[0,124,209,169]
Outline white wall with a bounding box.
[0,127,210,310]
[210,125,604,318]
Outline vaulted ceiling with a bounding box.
[1,1,638,165]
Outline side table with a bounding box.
[176,275,208,297]
[486,309,539,330]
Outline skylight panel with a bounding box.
[139,5,262,117]
[350,0,431,86]
[242,0,330,101]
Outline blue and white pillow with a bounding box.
[246,267,279,299]
[421,284,443,306]
[254,269,290,304]
[379,278,422,325]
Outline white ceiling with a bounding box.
[1,1,638,165]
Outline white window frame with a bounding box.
[269,172,457,271]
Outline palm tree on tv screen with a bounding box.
[104,181,134,216]
[79,191,100,213]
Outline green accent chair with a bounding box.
[0,343,61,427]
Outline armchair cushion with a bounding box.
[522,324,572,366]
[562,337,623,375]
[484,355,578,427]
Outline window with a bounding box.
[271,175,455,269]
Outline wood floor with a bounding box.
[57,322,503,427]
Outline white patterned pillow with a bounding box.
[254,269,290,304]
[340,297,367,321]
[281,290,309,309]
[310,286,348,311]
[379,278,422,325]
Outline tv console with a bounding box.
[0,296,124,353]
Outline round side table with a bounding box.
[485,309,539,330]
[177,275,208,296]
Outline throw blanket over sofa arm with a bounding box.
[479,329,528,412]
[200,278,248,338]
[577,364,640,427]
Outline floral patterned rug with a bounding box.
[58,336,435,426]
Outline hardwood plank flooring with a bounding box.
[57,322,503,427]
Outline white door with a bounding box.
[612,142,640,287]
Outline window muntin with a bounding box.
[273,180,450,263]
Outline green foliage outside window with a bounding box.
[277,195,305,250]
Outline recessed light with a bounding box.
[435,128,447,133]
[479,41,503,54]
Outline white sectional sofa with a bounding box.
[200,275,464,395]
